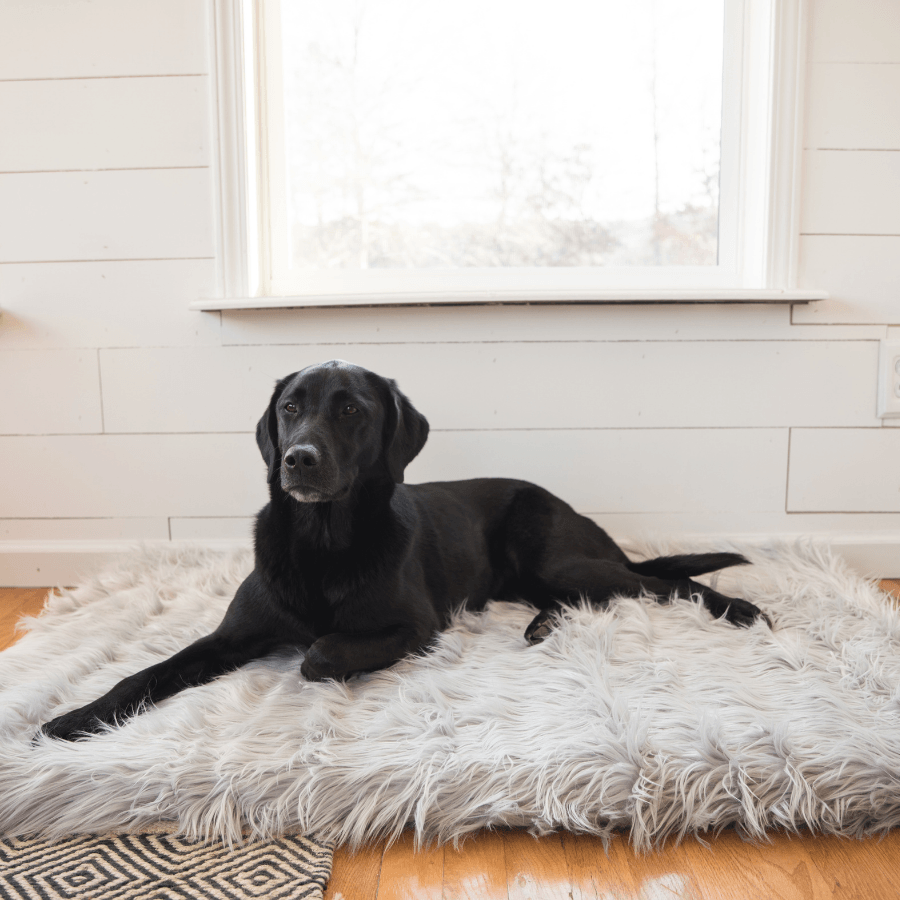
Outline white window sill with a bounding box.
[190,288,827,312]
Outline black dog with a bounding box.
[41,360,767,741]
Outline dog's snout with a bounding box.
[284,444,321,470]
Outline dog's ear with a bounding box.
[256,374,294,484]
[383,379,429,483]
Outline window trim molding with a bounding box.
[190,288,826,311]
[766,0,810,291]
[205,0,823,310]
[210,0,251,299]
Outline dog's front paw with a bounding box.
[300,641,342,682]
[38,707,108,742]
[524,608,559,645]
[299,656,328,682]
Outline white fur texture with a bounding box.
[2,541,900,849]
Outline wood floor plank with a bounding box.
[620,839,707,900]
[804,831,900,900]
[0,592,25,650]
[561,831,641,899]
[442,829,508,900]
[325,841,386,900]
[679,829,833,900]
[503,829,573,900]
[0,587,48,651]
[376,831,443,900]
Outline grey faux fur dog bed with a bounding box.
[2,541,899,849]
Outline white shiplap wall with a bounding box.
[1,0,898,585]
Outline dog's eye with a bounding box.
[342,405,358,416]
[284,403,298,414]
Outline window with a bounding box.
[204,0,822,308]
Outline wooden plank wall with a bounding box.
[0,0,898,585]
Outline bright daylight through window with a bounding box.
[279,0,724,272]
[199,0,817,307]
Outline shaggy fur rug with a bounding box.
[1,541,899,850]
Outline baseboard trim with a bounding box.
[0,539,251,587]
[712,533,900,580]
[0,534,898,588]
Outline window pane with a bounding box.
[279,0,724,270]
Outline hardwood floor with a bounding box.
[4,581,900,899]
[0,587,50,651]
[325,827,900,900]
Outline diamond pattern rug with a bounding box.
[0,829,332,900]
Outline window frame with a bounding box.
[200,0,825,310]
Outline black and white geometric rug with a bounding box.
[0,829,333,900]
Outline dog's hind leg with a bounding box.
[497,484,767,643]
[523,559,768,644]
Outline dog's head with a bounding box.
[255,360,430,502]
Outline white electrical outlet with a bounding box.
[878,340,900,418]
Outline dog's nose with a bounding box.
[284,444,321,470]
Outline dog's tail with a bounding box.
[626,552,749,580]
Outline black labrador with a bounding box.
[41,360,768,741]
